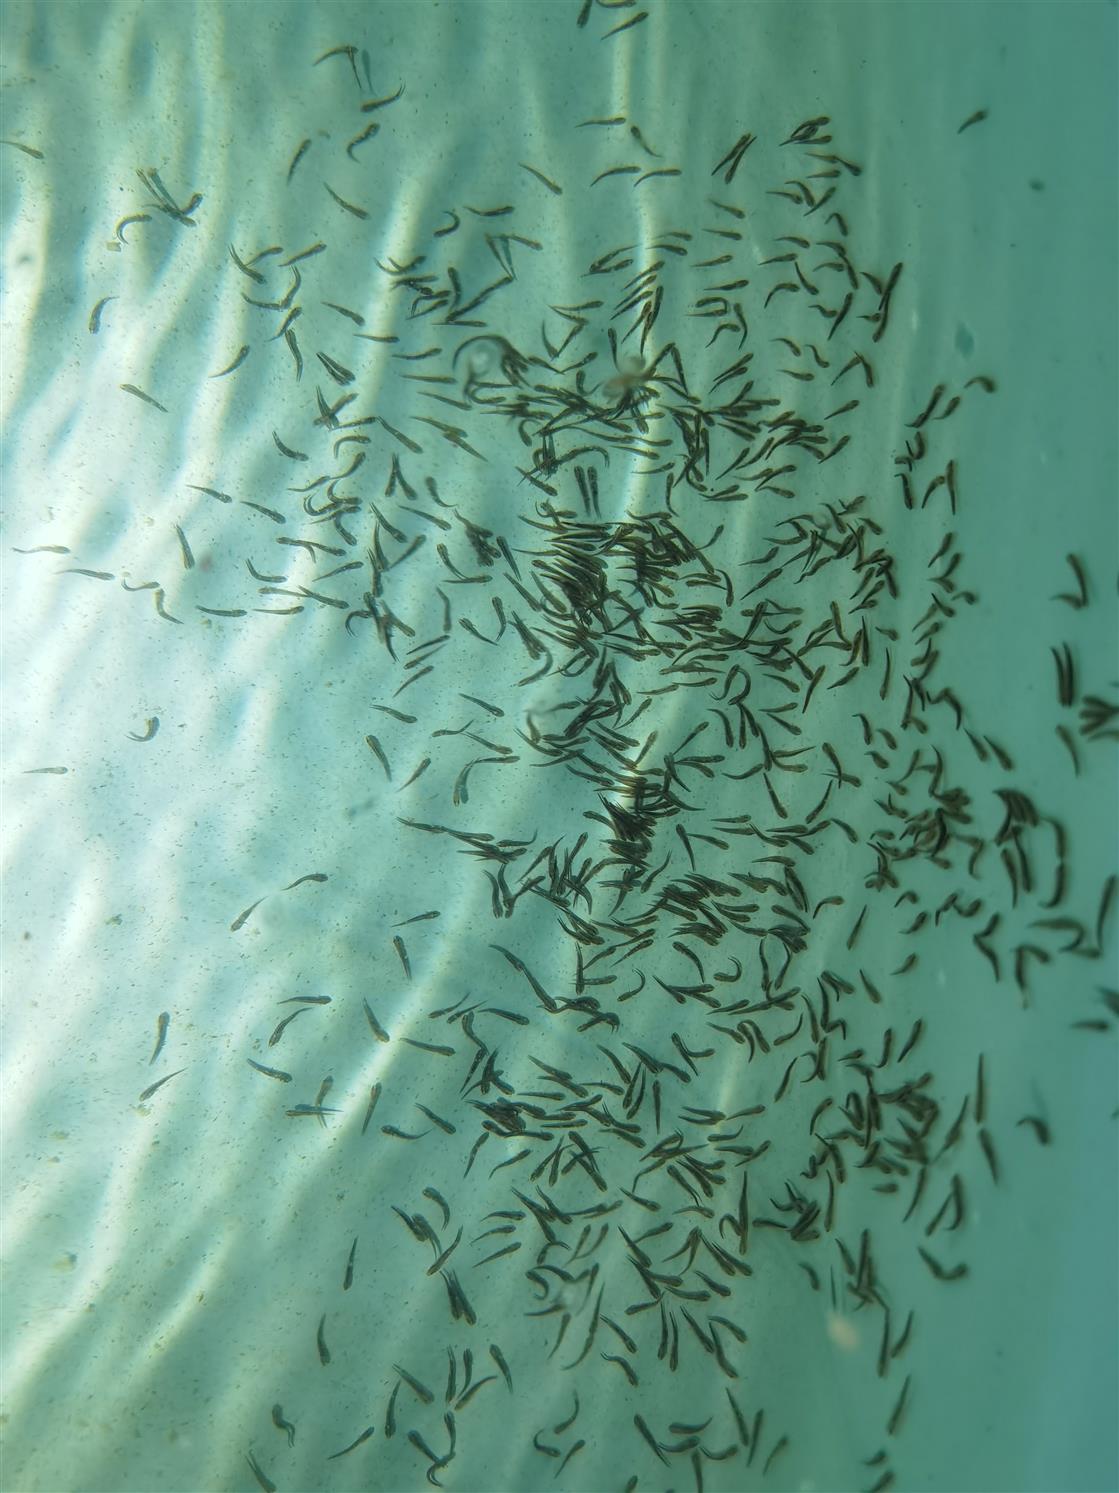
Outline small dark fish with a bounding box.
[346,122,380,159]
[474,1241,521,1268]
[120,383,168,412]
[556,1440,586,1477]
[423,1187,450,1227]
[228,245,265,284]
[978,1127,1000,1183]
[764,1435,790,1474]
[603,9,648,37]
[603,1352,638,1386]
[399,758,431,790]
[152,589,182,625]
[917,1246,968,1282]
[324,184,368,220]
[393,1364,434,1404]
[592,165,640,185]
[231,898,265,933]
[887,1375,911,1437]
[343,1236,357,1290]
[281,242,326,266]
[1016,1115,1051,1145]
[407,1429,438,1463]
[427,1227,463,1275]
[554,1393,580,1434]
[271,1405,295,1446]
[957,108,989,134]
[137,1069,185,1103]
[1054,553,1089,609]
[361,1083,382,1134]
[891,1312,915,1360]
[520,162,563,195]
[416,1103,455,1134]
[361,83,405,112]
[287,138,312,181]
[314,42,360,81]
[284,328,303,380]
[454,1373,495,1408]
[247,1059,293,1083]
[401,1038,455,1057]
[174,525,194,570]
[150,1011,170,1065]
[634,1413,667,1465]
[272,430,308,461]
[88,296,116,333]
[269,1008,309,1046]
[317,1314,331,1365]
[328,1425,374,1459]
[365,735,392,780]
[245,1450,276,1493]
[489,1343,513,1390]
[363,1001,391,1042]
[210,345,250,379]
[384,1380,400,1438]
[975,1054,988,1124]
[393,935,411,979]
[313,1075,334,1127]
[322,300,365,326]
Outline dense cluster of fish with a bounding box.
[9,4,1117,1490]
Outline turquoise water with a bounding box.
[1,3,1116,1492]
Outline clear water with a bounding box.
[1,4,1116,1492]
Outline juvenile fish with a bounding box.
[137,1069,185,1103]
[149,1011,170,1065]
